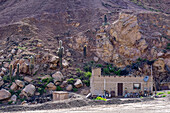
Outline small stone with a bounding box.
[50,56,59,64]
[60,81,67,88]
[10,95,17,103]
[41,75,51,80]
[10,82,18,91]
[1,67,7,73]
[37,43,43,47]
[35,92,40,96]
[0,76,4,87]
[0,89,11,100]
[94,57,99,62]
[66,84,73,91]
[66,52,71,57]
[74,79,83,88]
[47,82,56,91]
[11,49,17,54]
[62,59,69,68]
[7,54,12,58]
[49,64,57,70]
[21,101,27,105]
[24,77,33,83]
[15,80,25,88]
[151,32,162,37]
[0,71,4,76]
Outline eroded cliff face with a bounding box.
[94,12,169,68]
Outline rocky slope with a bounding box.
[0,0,169,105]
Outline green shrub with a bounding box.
[56,86,63,91]
[156,92,165,95]
[3,75,10,82]
[84,65,91,72]
[76,68,82,73]
[72,88,78,92]
[9,89,15,95]
[38,88,46,95]
[162,95,166,97]
[84,72,92,78]
[114,69,121,75]
[96,64,103,67]
[103,68,110,75]
[95,96,107,101]
[83,80,90,87]
[67,78,75,84]
[8,101,13,105]
[42,78,53,85]
[167,91,170,94]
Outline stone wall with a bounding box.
[90,68,153,96]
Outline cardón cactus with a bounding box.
[57,40,64,69]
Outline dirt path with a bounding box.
[1,96,169,113]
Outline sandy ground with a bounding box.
[3,97,170,113]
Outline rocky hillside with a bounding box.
[0,0,169,105]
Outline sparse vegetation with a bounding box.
[67,78,75,84]
[56,86,63,91]
[156,92,165,96]
[95,96,107,101]
[162,95,166,97]
[72,88,78,92]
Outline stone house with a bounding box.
[90,68,153,97]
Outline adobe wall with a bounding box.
[90,68,153,96]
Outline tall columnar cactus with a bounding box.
[83,45,87,58]
[104,15,107,24]
[57,40,64,69]
[16,63,20,79]
[9,65,13,81]
[29,56,34,75]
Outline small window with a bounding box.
[133,83,141,89]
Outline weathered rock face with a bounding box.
[0,89,11,100]
[153,58,165,72]
[95,12,169,67]
[23,84,35,96]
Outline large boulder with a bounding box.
[74,79,83,88]
[0,89,11,100]
[52,71,64,82]
[15,80,25,88]
[23,84,36,96]
[10,82,17,91]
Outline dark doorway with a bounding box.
[118,83,123,96]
